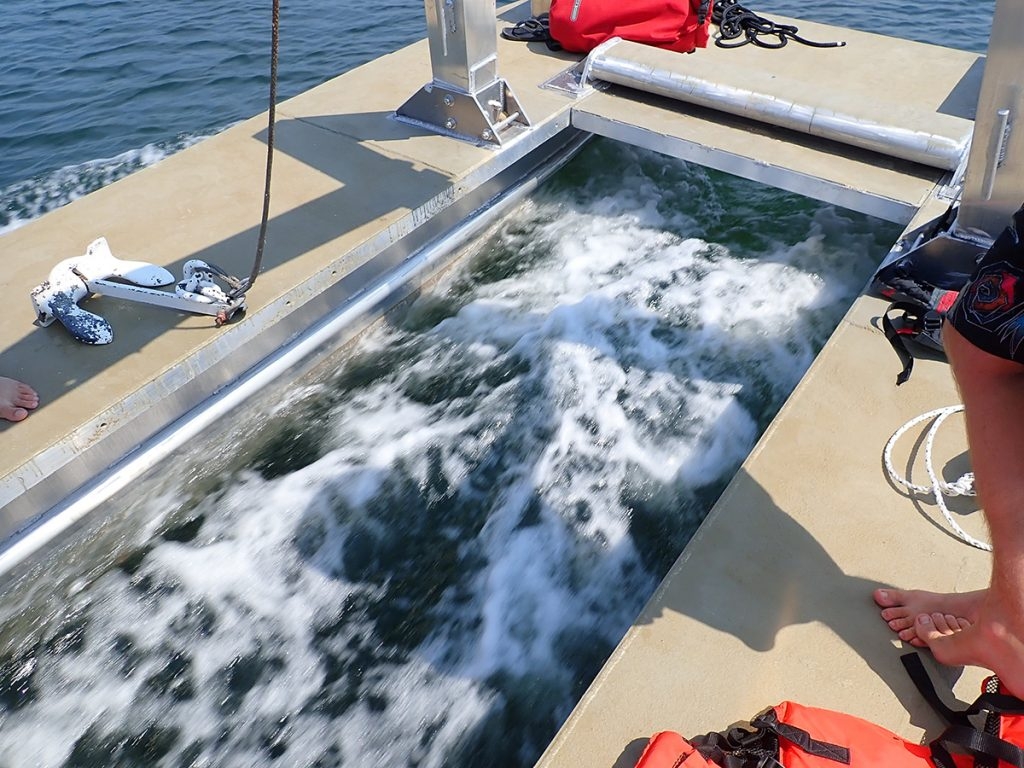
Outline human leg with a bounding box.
[913,322,1024,695]
[874,207,1024,690]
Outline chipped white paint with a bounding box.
[29,238,246,344]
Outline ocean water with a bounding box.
[0,0,994,229]
[0,1,996,767]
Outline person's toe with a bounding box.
[887,614,914,631]
[916,612,936,634]
[874,588,903,607]
[0,406,28,422]
[15,386,38,409]
[897,627,927,646]
[918,612,956,639]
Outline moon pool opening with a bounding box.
[0,140,900,768]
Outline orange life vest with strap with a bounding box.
[634,654,1024,768]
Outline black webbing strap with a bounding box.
[976,676,1002,768]
[902,653,1024,768]
[902,653,1024,720]
[882,302,924,385]
[695,738,784,768]
[936,725,1024,768]
[691,724,784,768]
[972,692,1024,717]
[929,739,959,768]
[900,653,973,727]
[749,710,851,764]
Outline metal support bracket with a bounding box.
[31,237,247,345]
[396,0,531,146]
[397,78,530,146]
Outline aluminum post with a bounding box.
[956,0,1024,239]
[397,0,531,146]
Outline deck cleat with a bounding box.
[30,237,247,345]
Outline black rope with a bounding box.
[712,0,845,49]
[233,0,280,298]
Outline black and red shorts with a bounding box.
[947,206,1024,364]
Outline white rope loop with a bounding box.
[883,405,990,552]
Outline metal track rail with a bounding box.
[0,131,590,582]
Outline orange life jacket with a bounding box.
[634,654,1024,768]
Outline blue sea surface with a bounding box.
[1,0,417,187]
[0,0,995,229]
[1,0,437,228]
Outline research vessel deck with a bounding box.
[0,1,1011,764]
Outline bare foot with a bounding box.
[873,587,983,647]
[0,377,39,422]
[917,602,1024,697]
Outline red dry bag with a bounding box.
[548,0,712,54]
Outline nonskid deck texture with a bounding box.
[0,2,993,765]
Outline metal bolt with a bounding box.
[443,94,455,107]
[481,129,494,142]
[445,117,457,130]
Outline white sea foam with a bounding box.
[0,133,211,236]
[0,147,888,767]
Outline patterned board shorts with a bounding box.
[947,205,1024,364]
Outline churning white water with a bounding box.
[0,141,898,768]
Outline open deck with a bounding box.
[0,1,1001,764]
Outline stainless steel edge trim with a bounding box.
[570,108,921,224]
[0,128,590,577]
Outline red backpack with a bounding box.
[634,655,1024,768]
[548,0,712,54]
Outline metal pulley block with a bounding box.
[30,237,247,345]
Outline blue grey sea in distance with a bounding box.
[0,2,997,767]
[0,0,995,224]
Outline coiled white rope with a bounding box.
[883,404,991,551]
